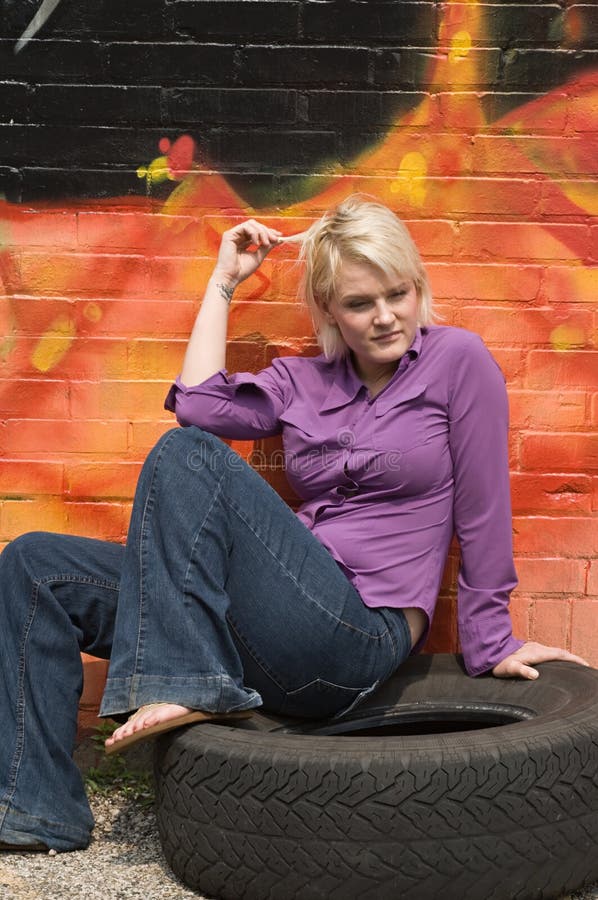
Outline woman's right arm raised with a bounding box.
[180,219,282,386]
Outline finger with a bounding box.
[494,660,539,680]
[519,664,540,680]
[230,221,281,248]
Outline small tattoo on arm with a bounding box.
[216,282,235,305]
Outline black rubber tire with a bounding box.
[154,653,598,900]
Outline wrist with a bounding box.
[209,269,239,291]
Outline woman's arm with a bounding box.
[448,331,591,678]
[180,219,282,386]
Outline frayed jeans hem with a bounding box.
[0,803,92,852]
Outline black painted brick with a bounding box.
[165,88,297,126]
[302,1,437,44]
[105,42,239,87]
[474,5,564,48]
[0,124,179,167]
[47,0,169,40]
[502,48,598,89]
[307,90,424,125]
[237,46,371,87]
[6,85,161,127]
[0,83,30,122]
[0,38,107,83]
[169,1,301,41]
[17,166,152,201]
[0,165,23,203]
[212,128,337,169]
[371,49,418,89]
[1,0,166,40]
[336,130,391,166]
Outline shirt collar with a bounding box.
[319,328,422,413]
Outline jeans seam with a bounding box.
[226,497,388,641]
[37,574,119,591]
[183,469,227,603]
[0,581,40,829]
[226,614,286,692]
[135,428,182,676]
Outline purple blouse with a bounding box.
[164,324,524,676]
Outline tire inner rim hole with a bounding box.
[296,704,536,737]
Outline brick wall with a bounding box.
[1,1,597,695]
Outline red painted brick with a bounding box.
[489,348,527,386]
[539,180,598,218]
[593,476,598,513]
[0,420,128,455]
[127,421,176,456]
[69,380,169,421]
[509,390,586,430]
[510,473,592,515]
[512,517,598,556]
[458,223,590,262]
[65,462,143,499]
[18,252,150,299]
[571,601,598,667]
[405,220,457,257]
[473,136,598,176]
[515,557,586,595]
[531,599,570,648]
[0,378,70,418]
[3,210,77,249]
[458,308,592,349]
[0,498,69,540]
[229,302,313,342]
[423,595,457,654]
[428,263,541,302]
[65,501,128,541]
[568,89,598,134]
[126,339,187,379]
[0,460,64,496]
[404,177,541,218]
[521,433,598,473]
[227,341,269,374]
[508,595,532,641]
[8,296,73,336]
[539,265,598,304]
[78,654,109,738]
[587,561,598,597]
[71,298,196,339]
[526,351,598,390]
[77,212,203,253]
[6,337,130,380]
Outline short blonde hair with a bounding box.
[295,195,434,358]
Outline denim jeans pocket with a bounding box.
[280,677,376,719]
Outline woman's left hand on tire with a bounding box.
[492,641,591,680]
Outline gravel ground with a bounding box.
[1,737,597,900]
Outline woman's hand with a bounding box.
[492,641,591,680]
[212,219,282,288]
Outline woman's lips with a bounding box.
[372,331,401,342]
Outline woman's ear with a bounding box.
[318,297,336,326]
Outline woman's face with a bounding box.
[323,259,420,382]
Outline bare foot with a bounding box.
[105,703,193,750]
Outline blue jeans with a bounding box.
[0,427,411,851]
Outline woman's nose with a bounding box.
[373,301,395,325]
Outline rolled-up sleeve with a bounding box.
[164,360,287,440]
[448,334,524,676]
